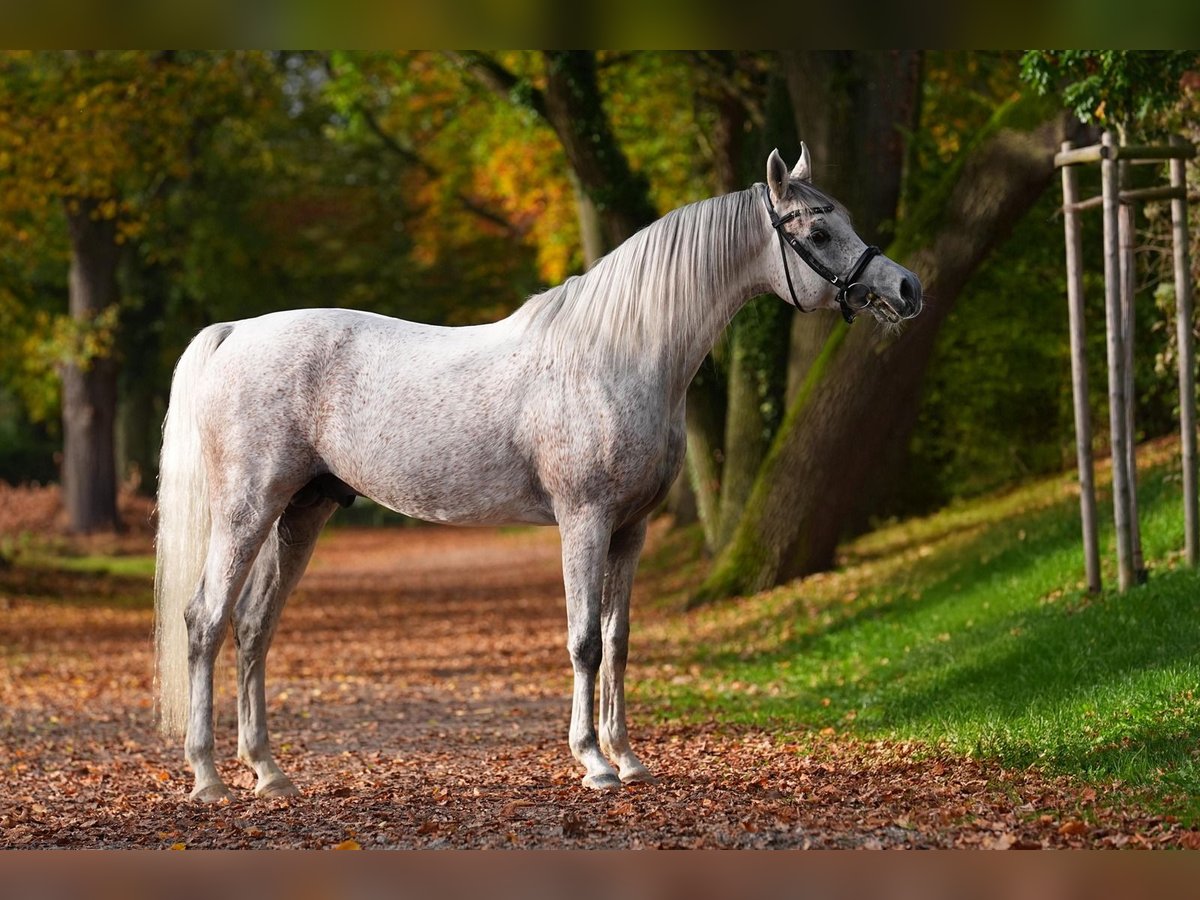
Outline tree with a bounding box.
[1020,51,1198,137]
[446,50,661,254]
[0,52,266,531]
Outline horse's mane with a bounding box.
[514,180,847,371]
[513,186,769,370]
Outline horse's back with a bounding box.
[197,307,550,524]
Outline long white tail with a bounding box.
[154,322,234,738]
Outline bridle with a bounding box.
[759,184,881,324]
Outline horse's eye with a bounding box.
[810,229,830,246]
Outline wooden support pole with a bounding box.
[1118,158,1146,581]
[1171,135,1198,566]
[1103,131,1135,591]
[1061,141,1102,592]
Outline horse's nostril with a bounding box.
[899,274,922,312]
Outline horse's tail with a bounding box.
[154,322,234,739]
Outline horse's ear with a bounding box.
[791,141,812,182]
[766,148,791,203]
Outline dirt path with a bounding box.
[1,525,1193,848]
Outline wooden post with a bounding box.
[1170,135,1198,566]
[1103,131,1135,591]
[1061,141,1102,592]
[1118,159,1146,581]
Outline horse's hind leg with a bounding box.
[234,497,337,798]
[185,505,279,803]
[598,518,654,784]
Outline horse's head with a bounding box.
[761,146,922,325]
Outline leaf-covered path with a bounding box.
[1,524,1195,848]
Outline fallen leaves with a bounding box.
[1,523,1196,849]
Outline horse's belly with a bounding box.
[343,449,554,527]
[375,489,555,527]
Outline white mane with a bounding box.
[514,187,764,371]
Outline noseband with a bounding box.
[760,184,881,324]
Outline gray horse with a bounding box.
[155,147,922,802]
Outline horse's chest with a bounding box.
[532,398,684,519]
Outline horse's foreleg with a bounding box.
[599,518,653,784]
[559,511,622,790]
[234,498,337,798]
[185,515,275,803]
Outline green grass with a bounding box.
[47,553,157,577]
[0,532,155,608]
[636,440,1200,816]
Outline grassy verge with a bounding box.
[0,532,155,608]
[635,438,1200,818]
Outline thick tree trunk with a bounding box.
[692,113,1076,605]
[62,198,121,533]
[782,51,922,404]
[782,50,921,248]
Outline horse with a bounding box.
[154,146,923,802]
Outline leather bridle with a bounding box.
[760,184,881,324]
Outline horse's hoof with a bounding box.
[255,775,299,799]
[582,772,622,791]
[620,766,657,785]
[189,782,232,803]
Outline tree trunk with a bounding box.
[685,362,726,547]
[715,296,791,549]
[782,51,922,403]
[691,112,1076,605]
[710,73,796,550]
[541,51,659,249]
[568,169,605,268]
[62,198,121,533]
[782,50,921,248]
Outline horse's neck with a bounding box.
[528,192,768,408]
[659,189,768,400]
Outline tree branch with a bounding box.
[322,53,522,237]
[689,51,766,130]
[443,51,548,120]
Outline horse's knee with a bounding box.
[233,618,269,658]
[568,632,602,673]
[603,637,628,670]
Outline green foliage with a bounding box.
[899,188,1076,509]
[888,51,1193,515]
[1019,51,1198,134]
[0,388,57,482]
[643,444,1200,815]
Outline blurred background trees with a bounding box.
[0,51,1195,599]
